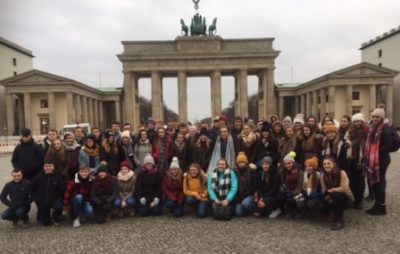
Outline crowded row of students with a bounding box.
[2,106,395,231]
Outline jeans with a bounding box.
[72,194,94,219]
[165,199,184,217]
[235,196,255,217]
[185,196,208,218]
[139,203,162,217]
[114,196,136,208]
[2,205,31,221]
[36,199,63,226]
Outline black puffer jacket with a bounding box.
[11,139,43,180]
[31,171,65,206]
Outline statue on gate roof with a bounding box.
[180,0,218,37]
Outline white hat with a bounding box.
[371,108,385,119]
[282,115,292,124]
[283,151,296,163]
[121,130,131,139]
[169,157,180,169]
[143,153,155,166]
[351,113,365,123]
[293,114,305,124]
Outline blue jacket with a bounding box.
[207,169,238,203]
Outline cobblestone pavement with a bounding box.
[1,153,400,254]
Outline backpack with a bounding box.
[389,127,400,152]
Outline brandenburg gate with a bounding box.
[118,1,280,128]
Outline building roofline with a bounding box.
[0,37,35,57]
[359,25,400,50]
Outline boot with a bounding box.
[330,215,344,231]
[366,204,379,214]
[368,204,387,216]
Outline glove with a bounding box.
[152,197,160,206]
[140,197,147,205]
[249,163,257,170]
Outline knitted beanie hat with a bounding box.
[283,151,296,163]
[293,114,305,124]
[143,153,155,166]
[305,157,318,170]
[121,130,131,139]
[63,131,75,140]
[119,160,131,170]
[324,124,338,134]
[97,164,109,173]
[371,108,385,119]
[236,152,248,164]
[261,156,273,166]
[351,113,366,123]
[282,115,292,124]
[86,134,96,142]
[169,157,180,169]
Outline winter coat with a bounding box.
[162,173,185,205]
[235,167,258,202]
[78,147,100,172]
[192,138,213,172]
[254,137,279,166]
[91,175,117,206]
[63,174,92,212]
[65,146,81,180]
[100,144,125,176]
[256,167,281,201]
[135,168,163,202]
[170,142,189,171]
[236,133,259,163]
[0,179,31,208]
[11,139,43,180]
[30,171,65,206]
[116,171,136,201]
[183,173,208,202]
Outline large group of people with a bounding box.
[1,105,397,231]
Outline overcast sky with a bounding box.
[1,0,399,121]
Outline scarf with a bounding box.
[303,171,320,195]
[241,132,257,147]
[208,135,236,173]
[280,136,297,160]
[166,170,183,189]
[323,136,339,157]
[117,170,134,182]
[94,174,113,192]
[284,166,300,191]
[323,169,341,189]
[64,141,80,151]
[211,168,232,199]
[84,145,99,157]
[174,140,185,151]
[364,123,384,185]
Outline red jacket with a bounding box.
[153,139,172,163]
[63,177,92,212]
[162,174,184,206]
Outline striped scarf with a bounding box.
[364,123,384,185]
[211,168,231,199]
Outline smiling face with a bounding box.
[283,160,294,170]
[120,166,130,176]
[140,130,148,140]
[85,139,95,148]
[262,162,271,173]
[91,128,101,138]
[323,159,335,172]
[372,115,383,125]
[303,126,311,137]
[157,128,165,139]
[326,131,336,140]
[307,117,316,126]
[242,124,251,136]
[220,127,229,139]
[189,166,199,178]
[170,167,180,176]
[47,131,58,142]
[304,163,314,173]
[340,117,350,129]
[176,133,184,143]
[53,139,62,150]
[217,159,227,171]
[285,127,294,138]
[353,120,363,128]
[65,134,74,145]
[44,163,55,174]
[79,168,90,179]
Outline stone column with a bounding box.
[17,95,24,129]
[75,94,82,123]
[88,97,94,125]
[294,96,300,115]
[66,92,74,123]
[266,68,276,117]
[306,92,311,117]
[6,94,15,135]
[320,89,326,118]
[48,92,56,129]
[82,96,88,123]
[258,70,266,119]
[93,99,99,127]
[99,101,104,129]
[346,85,353,115]
[115,99,121,122]
[123,72,133,127]
[300,94,306,114]
[328,86,335,116]
[369,85,377,111]
[178,71,188,123]
[234,69,248,118]
[278,95,284,119]
[386,83,393,122]
[211,70,222,119]
[312,90,318,116]
[132,73,140,128]
[151,72,163,122]
[22,93,31,130]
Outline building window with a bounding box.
[40,117,49,135]
[326,94,329,102]
[378,63,382,67]
[12,58,17,66]
[13,72,17,76]
[352,91,360,100]
[378,49,382,58]
[352,107,362,115]
[40,99,48,108]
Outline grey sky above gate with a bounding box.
[1,0,399,122]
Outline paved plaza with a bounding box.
[0,153,399,254]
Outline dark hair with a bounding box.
[12,168,22,174]
[123,122,131,126]
[217,158,229,169]
[74,126,83,132]
[340,115,351,123]
[323,156,337,165]
[112,121,120,126]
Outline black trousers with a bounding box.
[373,156,390,205]
[348,164,366,206]
[324,192,348,219]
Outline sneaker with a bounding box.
[330,220,344,231]
[269,208,282,219]
[53,218,62,226]
[73,218,81,228]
